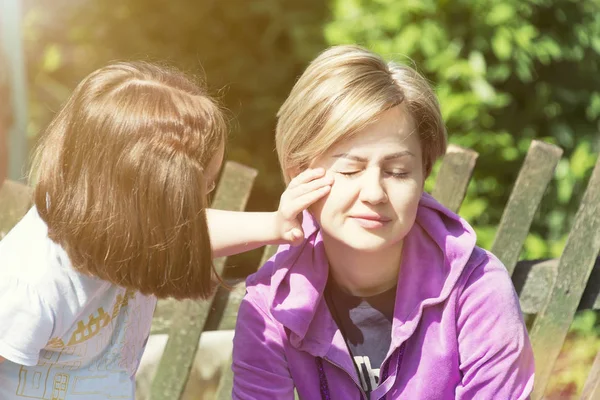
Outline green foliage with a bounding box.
[326,0,600,256]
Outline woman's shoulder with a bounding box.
[246,241,306,285]
[243,242,310,310]
[464,246,510,277]
[457,246,518,302]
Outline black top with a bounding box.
[325,278,396,395]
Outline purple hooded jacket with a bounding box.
[232,193,535,399]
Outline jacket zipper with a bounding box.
[322,357,369,400]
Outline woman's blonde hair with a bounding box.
[276,45,447,183]
[31,61,226,300]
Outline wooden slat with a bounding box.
[0,180,32,237]
[260,244,278,266]
[511,259,558,314]
[529,155,600,399]
[212,281,247,400]
[150,161,258,400]
[580,256,600,311]
[581,351,600,400]
[431,144,478,213]
[204,280,247,331]
[150,298,177,335]
[151,280,246,334]
[490,141,563,276]
[215,355,234,400]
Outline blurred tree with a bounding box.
[22,0,328,203]
[326,0,600,256]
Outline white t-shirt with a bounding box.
[0,208,157,400]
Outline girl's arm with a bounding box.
[208,168,332,258]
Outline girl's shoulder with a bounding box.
[0,207,109,310]
[1,207,69,283]
[1,208,56,281]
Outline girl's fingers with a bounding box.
[283,228,305,246]
[286,175,333,199]
[288,168,326,189]
[285,185,331,215]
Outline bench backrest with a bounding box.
[1,140,599,400]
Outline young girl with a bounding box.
[232,45,535,399]
[0,61,332,399]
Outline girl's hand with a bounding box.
[276,168,333,245]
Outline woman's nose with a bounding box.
[358,169,388,204]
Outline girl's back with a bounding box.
[0,207,156,399]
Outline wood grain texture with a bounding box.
[431,144,478,213]
[150,162,257,400]
[529,156,600,399]
[491,141,563,275]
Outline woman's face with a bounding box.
[308,105,424,253]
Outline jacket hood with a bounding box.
[254,192,478,355]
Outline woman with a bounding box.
[232,45,534,399]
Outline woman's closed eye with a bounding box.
[385,170,409,179]
[337,170,409,179]
[337,170,361,177]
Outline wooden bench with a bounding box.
[1,139,599,400]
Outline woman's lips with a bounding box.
[350,215,391,229]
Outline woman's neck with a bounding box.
[322,233,403,297]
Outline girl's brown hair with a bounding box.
[31,61,226,299]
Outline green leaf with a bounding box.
[492,29,512,60]
[515,55,533,81]
[592,36,600,53]
[468,51,486,75]
[586,92,600,120]
[394,25,423,55]
[570,141,596,179]
[471,77,496,103]
[514,24,538,50]
[523,233,550,259]
[486,3,516,26]
[487,64,511,82]
[556,160,575,204]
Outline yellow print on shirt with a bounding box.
[16,289,138,399]
[65,289,135,347]
[46,338,65,349]
[67,308,111,346]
